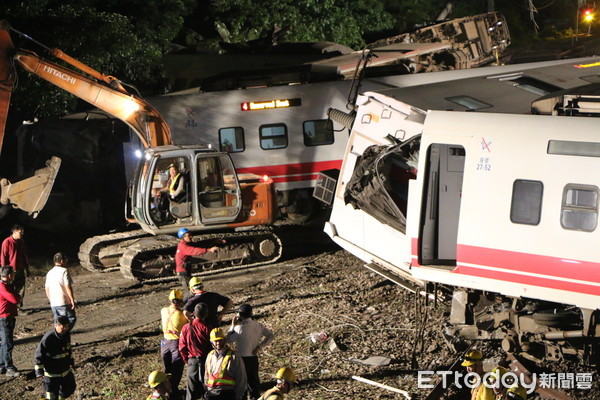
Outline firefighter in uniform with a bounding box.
[204,328,247,400]
[257,367,297,400]
[34,316,76,400]
[147,370,172,400]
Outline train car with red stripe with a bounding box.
[321,75,600,363]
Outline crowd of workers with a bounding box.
[0,223,532,400]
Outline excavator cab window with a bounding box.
[197,154,241,224]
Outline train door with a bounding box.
[196,154,242,224]
[420,143,465,265]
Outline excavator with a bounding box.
[0,22,282,280]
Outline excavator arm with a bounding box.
[0,22,172,217]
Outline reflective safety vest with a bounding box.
[206,349,236,388]
[169,173,182,195]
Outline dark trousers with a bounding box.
[161,339,184,397]
[13,269,25,307]
[242,356,260,400]
[0,316,15,369]
[204,390,236,400]
[42,371,76,400]
[186,356,207,400]
[177,272,191,302]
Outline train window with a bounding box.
[510,180,543,225]
[303,120,334,146]
[561,185,598,232]
[219,127,245,153]
[259,124,288,150]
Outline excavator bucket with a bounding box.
[0,21,62,218]
[0,156,62,218]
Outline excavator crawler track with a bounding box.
[119,230,282,281]
[78,229,149,271]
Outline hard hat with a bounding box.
[169,289,183,301]
[148,370,169,388]
[168,163,177,169]
[236,303,252,317]
[189,277,204,290]
[210,328,226,342]
[276,367,297,383]
[177,228,190,239]
[461,349,483,366]
[488,366,508,381]
[506,386,527,400]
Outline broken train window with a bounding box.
[344,135,420,233]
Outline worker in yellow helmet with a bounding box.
[487,366,509,399]
[147,370,172,400]
[160,289,189,399]
[504,385,527,400]
[204,328,247,399]
[257,367,298,400]
[461,349,494,400]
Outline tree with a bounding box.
[0,0,192,118]
[193,0,395,49]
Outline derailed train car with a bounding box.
[318,67,600,363]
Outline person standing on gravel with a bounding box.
[161,289,188,399]
[0,265,21,377]
[34,315,76,400]
[175,228,219,299]
[257,367,297,400]
[179,302,212,400]
[1,225,30,308]
[184,277,232,327]
[227,303,274,400]
[205,327,247,400]
[45,252,76,330]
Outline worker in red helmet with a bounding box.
[174,228,219,298]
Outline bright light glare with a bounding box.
[134,149,142,158]
[145,153,152,160]
[261,175,269,182]
[122,97,140,118]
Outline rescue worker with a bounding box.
[487,366,509,399]
[227,303,274,400]
[0,266,21,376]
[34,315,76,400]
[161,289,189,399]
[0,225,30,308]
[184,277,232,327]
[504,386,527,400]
[204,328,247,400]
[179,303,212,400]
[257,367,297,400]
[147,370,173,400]
[175,228,219,298]
[461,349,494,400]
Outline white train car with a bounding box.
[149,56,600,224]
[322,80,600,363]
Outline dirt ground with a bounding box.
[0,226,598,400]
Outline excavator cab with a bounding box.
[131,146,242,233]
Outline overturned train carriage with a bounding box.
[320,91,600,364]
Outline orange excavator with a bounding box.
[0,21,281,280]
